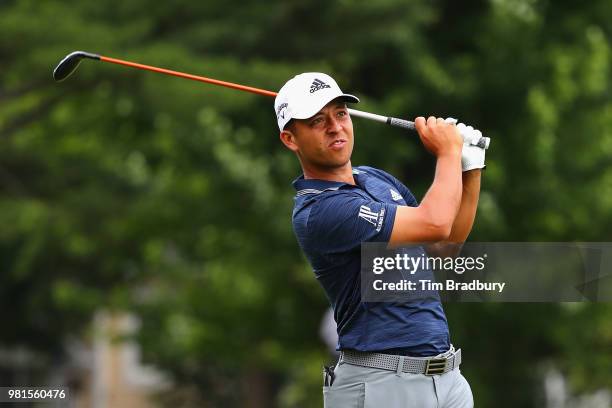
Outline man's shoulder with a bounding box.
[292,183,377,229]
[293,187,365,213]
[354,165,385,176]
[291,187,373,246]
[355,165,402,185]
[353,166,395,179]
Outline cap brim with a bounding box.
[340,94,360,104]
[292,93,360,120]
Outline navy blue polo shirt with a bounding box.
[292,165,450,357]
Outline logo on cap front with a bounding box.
[310,78,331,93]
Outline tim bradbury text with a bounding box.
[372,279,506,293]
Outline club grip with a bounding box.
[389,116,490,150]
[387,117,416,131]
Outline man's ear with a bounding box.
[279,129,299,152]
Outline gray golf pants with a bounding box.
[323,360,473,408]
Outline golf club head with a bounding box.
[53,51,100,82]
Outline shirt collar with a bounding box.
[292,168,368,196]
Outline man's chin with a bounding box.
[320,158,352,170]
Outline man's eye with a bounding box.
[337,111,346,117]
[311,118,323,125]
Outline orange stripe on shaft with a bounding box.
[99,56,278,98]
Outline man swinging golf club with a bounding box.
[277,72,486,408]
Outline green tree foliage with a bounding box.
[0,0,610,406]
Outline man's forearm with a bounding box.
[426,170,480,257]
[447,169,481,243]
[419,153,463,234]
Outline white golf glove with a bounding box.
[446,118,487,172]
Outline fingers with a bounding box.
[456,122,486,147]
[415,116,427,133]
[445,117,458,125]
[416,116,488,150]
[416,116,461,126]
[416,116,455,135]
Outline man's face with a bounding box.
[281,99,354,170]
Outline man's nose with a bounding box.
[327,116,342,133]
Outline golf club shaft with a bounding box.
[100,55,413,129]
[100,56,279,98]
[54,51,490,149]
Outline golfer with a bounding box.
[276,73,485,407]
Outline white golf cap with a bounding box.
[274,72,359,131]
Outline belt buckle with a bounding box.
[425,358,448,375]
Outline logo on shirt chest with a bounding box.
[358,205,385,232]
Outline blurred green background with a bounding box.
[1,0,611,406]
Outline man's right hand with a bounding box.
[414,116,463,158]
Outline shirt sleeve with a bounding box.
[307,192,398,255]
[394,179,418,207]
[359,166,419,207]
[380,169,419,207]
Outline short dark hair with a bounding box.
[284,119,296,133]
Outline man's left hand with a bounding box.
[444,118,488,171]
[457,122,487,172]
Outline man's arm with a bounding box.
[428,123,487,256]
[425,170,481,257]
[389,117,463,244]
[448,169,481,242]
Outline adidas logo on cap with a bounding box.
[310,78,331,93]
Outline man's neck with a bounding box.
[302,163,356,185]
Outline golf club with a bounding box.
[53,51,490,149]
